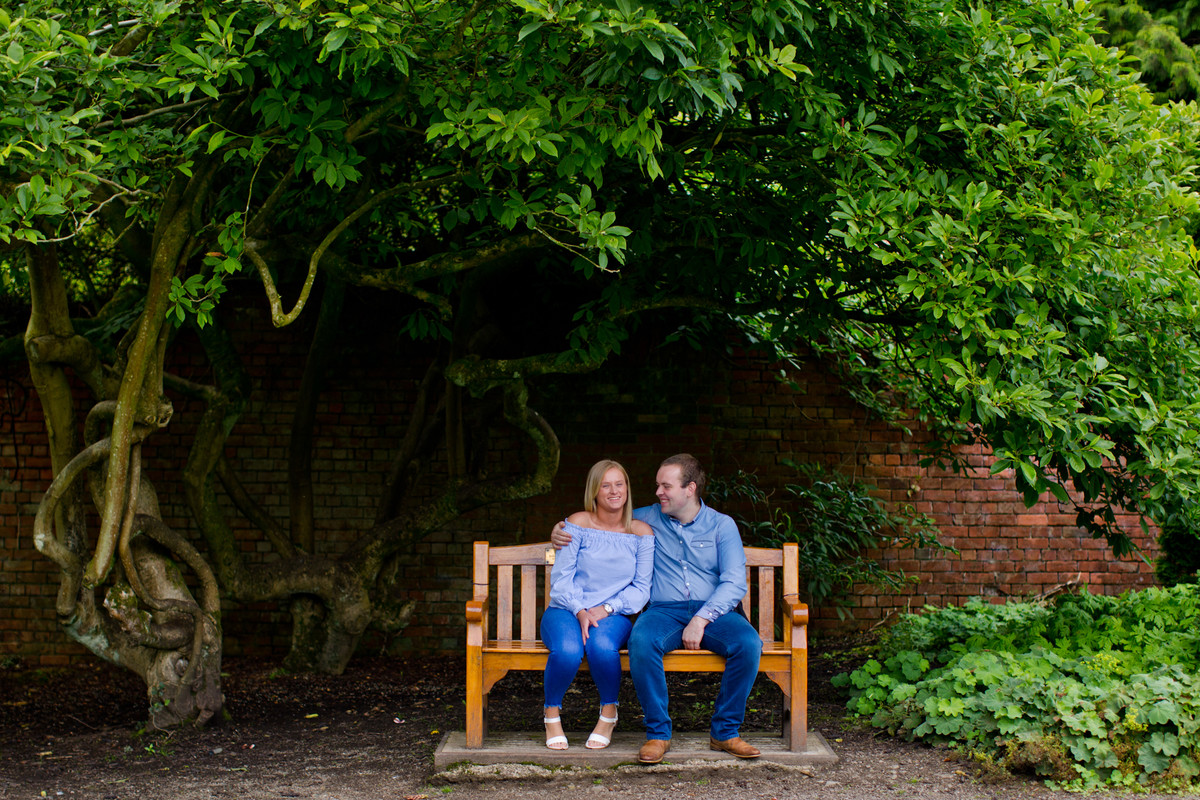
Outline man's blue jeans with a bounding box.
[541,606,633,707]
[628,601,762,741]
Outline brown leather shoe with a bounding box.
[638,738,671,764]
[709,736,761,759]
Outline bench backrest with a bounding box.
[472,540,800,645]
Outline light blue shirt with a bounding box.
[549,522,654,616]
[634,500,747,622]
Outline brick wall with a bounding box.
[0,321,1158,665]
[503,346,1156,637]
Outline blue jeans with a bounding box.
[628,601,762,741]
[541,606,633,707]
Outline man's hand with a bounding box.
[550,521,572,550]
[682,616,709,650]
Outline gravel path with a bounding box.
[3,652,1194,799]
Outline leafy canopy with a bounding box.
[1,0,1199,558]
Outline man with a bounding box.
[552,453,762,764]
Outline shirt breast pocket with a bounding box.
[690,536,719,570]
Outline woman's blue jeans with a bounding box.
[541,606,633,707]
[627,601,762,741]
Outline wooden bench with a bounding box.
[465,540,809,750]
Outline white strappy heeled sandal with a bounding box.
[544,713,568,750]
[586,706,618,750]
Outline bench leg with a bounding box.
[789,645,807,750]
[466,649,484,748]
[783,692,806,750]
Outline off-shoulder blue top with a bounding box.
[548,521,654,616]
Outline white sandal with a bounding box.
[544,714,568,750]
[586,706,618,750]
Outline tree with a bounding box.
[4,0,1199,724]
[1050,0,1200,580]
[1093,1,1200,102]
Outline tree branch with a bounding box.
[320,232,544,291]
[344,77,411,142]
[443,295,725,394]
[290,278,345,550]
[94,98,213,131]
[215,456,294,558]
[244,173,465,327]
[376,357,445,524]
[25,333,106,399]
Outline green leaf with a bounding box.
[1139,743,1173,774]
[518,21,544,41]
[323,27,350,54]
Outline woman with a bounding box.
[541,459,654,750]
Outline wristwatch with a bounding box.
[602,603,615,615]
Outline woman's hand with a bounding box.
[576,609,596,643]
[576,606,607,643]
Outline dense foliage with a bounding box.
[1090,0,1200,590]
[1154,488,1200,585]
[835,589,1200,789]
[1095,1,1200,101]
[709,462,952,614]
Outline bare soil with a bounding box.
[0,640,1181,799]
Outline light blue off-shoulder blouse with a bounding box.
[548,521,654,616]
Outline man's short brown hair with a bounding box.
[660,453,706,496]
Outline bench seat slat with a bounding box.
[481,642,798,682]
[483,640,797,655]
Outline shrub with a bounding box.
[834,586,1200,790]
[708,461,953,614]
[1155,491,1200,587]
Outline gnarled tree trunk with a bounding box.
[26,167,225,726]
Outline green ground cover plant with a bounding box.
[834,586,1200,790]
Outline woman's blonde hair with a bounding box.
[583,459,634,532]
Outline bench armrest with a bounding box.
[466,596,489,625]
[782,593,809,628]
